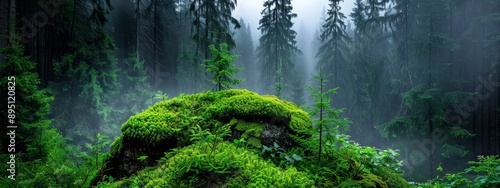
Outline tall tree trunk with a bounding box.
[0,0,9,62]
[428,8,434,179]
[8,0,15,43]
[136,0,140,60]
[70,0,76,41]
[153,0,159,89]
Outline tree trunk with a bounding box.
[136,0,140,60]
[0,0,9,62]
[8,0,15,43]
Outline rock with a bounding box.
[92,89,313,184]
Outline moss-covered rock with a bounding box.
[96,142,315,187]
[97,89,313,182]
[92,89,410,188]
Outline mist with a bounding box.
[1,0,499,186]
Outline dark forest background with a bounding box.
[0,0,499,184]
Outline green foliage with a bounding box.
[377,83,474,174]
[419,155,500,188]
[307,70,351,162]
[233,137,247,148]
[274,58,284,98]
[50,17,121,142]
[152,90,169,103]
[203,43,244,91]
[97,142,315,187]
[189,0,240,58]
[261,142,303,169]
[316,0,350,87]
[257,0,302,94]
[4,129,112,187]
[94,89,410,187]
[0,40,54,162]
[0,39,58,187]
[291,132,409,187]
[234,119,265,148]
[118,55,155,116]
[101,89,313,182]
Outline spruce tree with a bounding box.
[204,43,243,91]
[190,0,240,58]
[0,38,53,164]
[257,0,301,95]
[316,0,351,116]
[50,0,121,143]
[233,18,257,91]
[307,68,350,162]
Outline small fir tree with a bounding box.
[307,68,350,162]
[204,43,244,91]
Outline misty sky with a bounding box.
[233,0,355,43]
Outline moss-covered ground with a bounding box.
[93,89,411,187]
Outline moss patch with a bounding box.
[99,89,313,181]
[96,142,315,188]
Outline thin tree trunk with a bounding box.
[428,9,434,179]
[318,68,323,163]
[70,0,76,41]
[8,0,15,43]
[136,0,140,60]
[154,0,159,89]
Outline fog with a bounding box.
[233,0,354,43]
[233,0,354,78]
[5,0,498,185]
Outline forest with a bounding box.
[0,0,499,187]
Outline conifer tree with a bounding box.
[233,18,257,91]
[0,37,53,163]
[257,0,301,95]
[190,0,240,59]
[307,68,350,162]
[204,43,243,91]
[50,0,121,143]
[316,0,350,85]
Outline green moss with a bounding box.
[114,89,311,148]
[372,167,411,188]
[95,89,411,187]
[100,89,314,182]
[234,119,265,148]
[109,135,123,155]
[99,142,315,187]
[356,173,389,188]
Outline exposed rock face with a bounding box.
[93,89,313,184]
[260,122,292,149]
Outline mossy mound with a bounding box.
[100,89,313,180]
[93,89,410,187]
[96,142,315,187]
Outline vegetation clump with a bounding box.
[93,89,411,187]
[100,89,313,180]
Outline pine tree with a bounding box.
[233,18,257,91]
[190,0,240,59]
[376,0,476,180]
[204,43,243,91]
[307,68,350,162]
[50,0,121,143]
[257,0,302,95]
[316,0,350,93]
[0,38,53,164]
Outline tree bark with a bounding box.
[0,0,9,58]
[136,0,140,60]
[8,0,16,43]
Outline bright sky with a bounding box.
[233,0,355,42]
